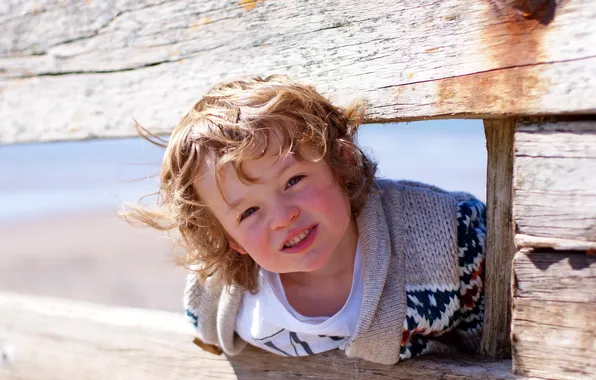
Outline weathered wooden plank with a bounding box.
[511,251,596,379]
[513,119,596,248]
[515,234,596,251]
[1,0,596,143]
[0,292,519,380]
[481,118,516,358]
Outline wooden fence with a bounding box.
[0,292,515,379]
[1,0,595,379]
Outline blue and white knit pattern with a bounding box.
[399,199,486,359]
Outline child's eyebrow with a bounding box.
[270,155,297,180]
[228,197,245,211]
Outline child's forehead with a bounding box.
[193,144,299,210]
[193,126,320,193]
[230,127,305,164]
[231,137,299,180]
[195,136,297,184]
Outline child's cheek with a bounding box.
[245,220,270,254]
[298,182,347,217]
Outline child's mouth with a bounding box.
[281,225,318,253]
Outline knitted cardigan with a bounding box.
[184,179,475,365]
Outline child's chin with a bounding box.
[299,249,334,272]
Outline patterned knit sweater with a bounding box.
[184,179,485,365]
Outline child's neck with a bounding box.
[279,218,358,317]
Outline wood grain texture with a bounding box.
[511,251,596,379]
[0,292,520,380]
[513,120,596,248]
[1,0,596,143]
[481,118,516,358]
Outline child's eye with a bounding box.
[240,207,258,221]
[285,175,305,189]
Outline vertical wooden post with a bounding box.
[511,118,596,379]
[481,118,517,358]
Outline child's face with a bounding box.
[194,132,356,275]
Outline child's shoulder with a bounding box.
[375,178,449,193]
[374,178,476,203]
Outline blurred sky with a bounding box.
[0,119,486,223]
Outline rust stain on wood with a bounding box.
[483,0,555,66]
[239,0,264,12]
[436,0,556,114]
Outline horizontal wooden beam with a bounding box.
[1,0,595,143]
[0,292,519,380]
[512,251,596,379]
[513,119,596,249]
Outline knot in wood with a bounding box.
[500,0,550,17]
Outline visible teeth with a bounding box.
[284,229,310,248]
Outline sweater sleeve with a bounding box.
[453,198,486,352]
[183,272,248,356]
[399,198,486,359]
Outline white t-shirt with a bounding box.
[235,244,363,356]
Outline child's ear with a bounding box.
[336,139,353,163]
[229,240,249,255]
[336,139,360,174]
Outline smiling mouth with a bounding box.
[283,228,313,248]
[281,224,318,252]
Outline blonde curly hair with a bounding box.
[122,75,376,292]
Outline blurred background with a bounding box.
[0,119,486,312]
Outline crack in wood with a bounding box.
[516,154,596,159]
[46,10,126,52]
[4,0,177,56]
[4,44,228,79]
[390,54,596,89]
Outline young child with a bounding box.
[125,75,486,365]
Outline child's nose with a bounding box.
[270,203,299,231]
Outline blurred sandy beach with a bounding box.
[0,120,486,313]
[0,134,188,311]
[0,210,186,312]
